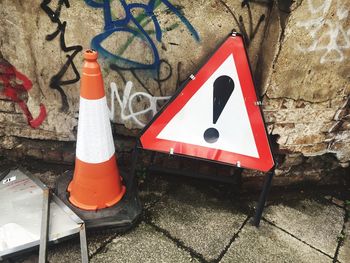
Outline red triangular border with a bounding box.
[140,35,274,172]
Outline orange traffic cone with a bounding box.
[67,50,126,211]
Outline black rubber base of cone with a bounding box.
[55,169,142,231]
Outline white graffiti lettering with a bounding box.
[296,0,350,63]
[109,81,170,127]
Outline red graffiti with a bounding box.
[0,59,47,128]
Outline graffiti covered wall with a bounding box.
[263,0,350,175]
[0,0,349,182]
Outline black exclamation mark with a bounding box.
[203,75,234,143]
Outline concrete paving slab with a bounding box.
[220,220,331,263]
[338,221,350,263]
[47,231,114,262]
[47,238,81,263]
[149,184,248,261]
[90,223,197,263]
[264,199,344,257]
[139,174,171,209]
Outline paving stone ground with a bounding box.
[220,221,331,263]
[263,199,345,257]
[338,220,350,263]
[1,166,349,263]
[90,223,197,263]
[148,183,248,261]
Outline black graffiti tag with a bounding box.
[219,0,270,46]
[41,0,82,111]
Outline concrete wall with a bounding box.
[0,0,349,183]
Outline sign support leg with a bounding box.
[39,188,50,263]
[130,143,141,184]
[253,169,275,227]
[79,223,89,263]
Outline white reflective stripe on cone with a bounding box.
[76,96,115,163]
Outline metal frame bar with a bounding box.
[135,139,275,228]
[133,141,242,184]
[79,223,89,263]
[134,32,277,228]
[39,188,50,263]
[0,168,88,261]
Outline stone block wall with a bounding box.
[0,0,349,185]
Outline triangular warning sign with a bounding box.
[140,34,274,172]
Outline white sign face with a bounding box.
[156,54,259,158]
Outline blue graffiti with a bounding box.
[85,0,200,71]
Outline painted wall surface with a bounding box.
[0,0,349,181]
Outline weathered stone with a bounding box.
[1,125,73,141]
[261,0,350,169]
[43,150,62,163]
[0,112,27,125]
[266,0,350,102]
[256,2,282,95]
[0,100,14,112]
[341,120,350,131]
[0,0,349,184]
[331,197,345,207]
[0,136,19,150]
[220,220,330,263]
[279,153,304,169]
[62,150,75,164]
[26,147,43,160]
[264,199,345,256]
[328,130,350,163]
[0,0,269,134]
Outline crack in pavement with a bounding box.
[144,219,208,263]
[214,215,251,263]
[143,207,251,263]
[332,204,348,263]
[88,232,122,261]
[262,217,335,260]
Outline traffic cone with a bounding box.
[67,49,126,211]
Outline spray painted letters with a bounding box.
[109,81,170,127]
[41,0,82,111]
[85,0,199,71]
[219,0,267,47]
[297,0,350,63]
[0,59,47,128]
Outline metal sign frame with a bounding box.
[133,32,276,226]
[139,32,274,172]
[0,168,88,262]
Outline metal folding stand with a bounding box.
[0,168,89,263]
[38,188,89,263]
[130,32,277,228]
[132,140,275,228]
[132,141,243,185]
